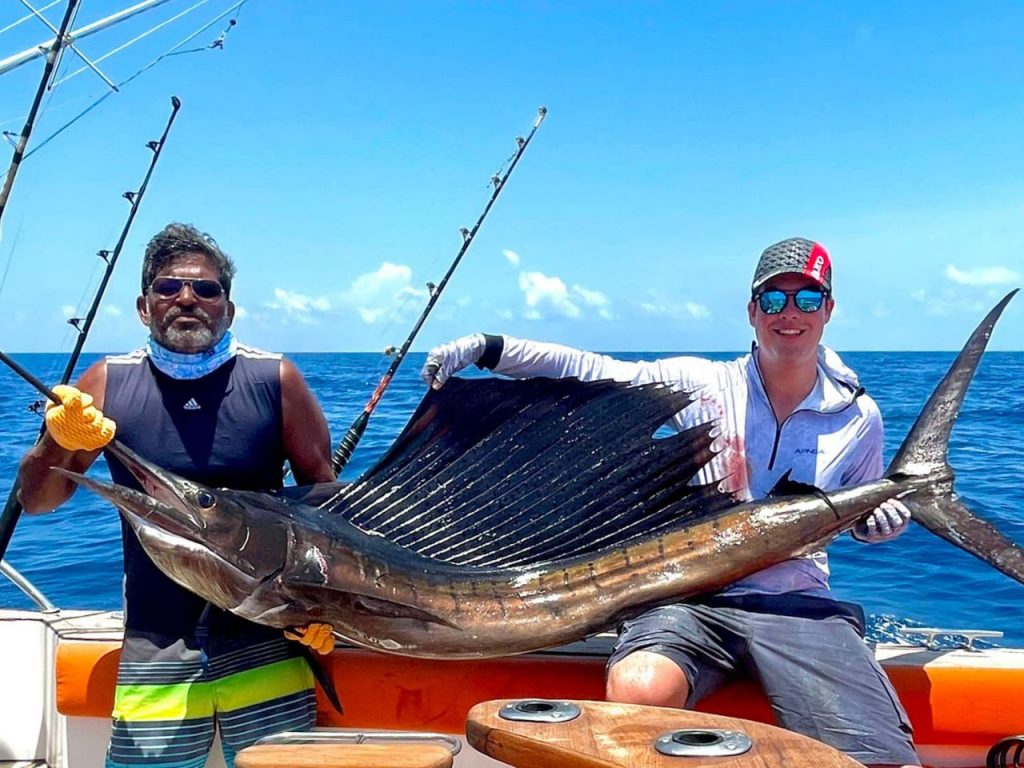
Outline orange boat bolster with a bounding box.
[55,639,121,718]
[55,639,1023,748]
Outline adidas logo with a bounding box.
[183,398,201,411]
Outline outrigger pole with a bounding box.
[0,95,182,562]
[0,0,173,77]
[330,106,547,475]
[0,0,78,227]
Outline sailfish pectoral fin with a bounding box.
[289,582,460,629]
[287,544,461,628]
[348,593,460,629]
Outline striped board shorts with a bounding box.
[106,631,317,768]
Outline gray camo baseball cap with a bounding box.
[751,237,832,295]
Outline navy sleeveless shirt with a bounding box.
[103,346,287,639]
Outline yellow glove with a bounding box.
[44,384,116,452]
[285,622,336,655]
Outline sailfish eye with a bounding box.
[196,491,216,510]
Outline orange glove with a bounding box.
[44,384,116,452]
[285,622,336,655]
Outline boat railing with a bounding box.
[249,729,462,753]
[0,558,57,612]
[239,729,463,768]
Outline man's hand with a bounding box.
[421,333,486,389]
[44,384,116,452]
[852,498,912,543]
[285,622,336,655]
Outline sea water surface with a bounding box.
[1,350,1022,647]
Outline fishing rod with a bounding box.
[330,106,547,476]
[0,95,182,562]
[0,350,63,408]
[0,0,79,228]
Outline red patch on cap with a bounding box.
[803,242,830,284]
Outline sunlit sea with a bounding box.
[1,351,1022,647]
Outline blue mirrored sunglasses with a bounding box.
[754,288,827,315]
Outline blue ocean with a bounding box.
[1,350,1022,647]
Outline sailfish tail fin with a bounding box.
[901,495,1024,582]
[887,289,1016,479]
[886,289,1024,584]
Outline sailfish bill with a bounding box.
[54,292,1022,659]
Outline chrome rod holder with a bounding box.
[655,728,753,757]
[499,700,582,723]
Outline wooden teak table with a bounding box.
[236,742,454,768]
[466,699,865,768]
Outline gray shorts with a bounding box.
[607,594,919,767]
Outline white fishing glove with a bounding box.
[852,498,912,543]
[421,333,487,389]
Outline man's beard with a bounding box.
[154,306,226,352]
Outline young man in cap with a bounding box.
[421,237,919,768]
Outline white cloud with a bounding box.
[341,262,427,325]
[945,264,1021,286]
[502,249,521,266]
[103,305,123,317]
[514,270,614,321]
[262,262,427,327]
[264,289,327,324]
[61,305,75,318]
[571,284,613,320]
[268,288,331,316]
[911,287,986,316]
[234,305,249,319]
[518,271,580,319]
[640,298,710,321]
[686,302,709,319]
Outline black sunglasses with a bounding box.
[149,276,225,301]
[754,288,827,315]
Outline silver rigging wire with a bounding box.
[0,0,248,176]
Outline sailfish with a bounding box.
[55,292,1023,659]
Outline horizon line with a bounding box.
[5,348,1024,356]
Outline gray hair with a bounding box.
[141,223,236,297]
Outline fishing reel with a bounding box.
[989,735,1024,768]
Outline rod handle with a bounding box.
[332,411,369,475]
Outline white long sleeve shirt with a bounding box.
[490,336,884,597]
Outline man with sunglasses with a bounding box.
[421,237,918,768]
[17,223,337,768]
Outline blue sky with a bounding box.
[0,1,1021,354]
